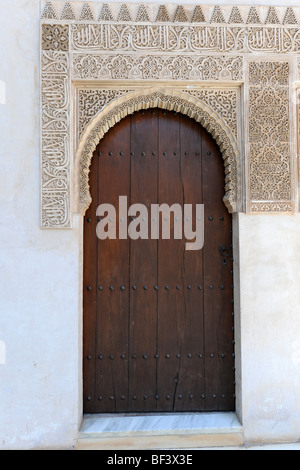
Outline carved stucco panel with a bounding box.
[41,49,70,227]
[40,2,298,227]
[248,61,292,212]
[77,87,238,142]
[72,53,244,82]
[69,22,300,54]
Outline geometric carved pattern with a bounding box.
[40,2,298,226]
[78,89,130,139]
[41,1,58,20]
[248,62,292,212]
[283,7,298,25]
[42,24,69,51]
[265,6,280,24]
[72,54,244,82]
[77,88,238,141]
[41,2,300,26]
[60,3,76,20]
[76,85,240,214]
[211,6,226,24]
[186,89,238,138]
[246,7,261,24]
[228,6,244,24]
[79,4,95,21]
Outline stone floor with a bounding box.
[79,411,241,436]
[75,412,300,450]
[189,443,300,450]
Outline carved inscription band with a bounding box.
[248,62,292,212]
[41,50,70,227]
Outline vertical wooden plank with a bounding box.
[156,110,185,412]
[95,119,131,412]
[173,116,205,412]
[83,144,99,412]
[202,130,235,411]
[128,109,158,412]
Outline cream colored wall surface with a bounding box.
[0,0,81,449]
[238,213,300,444]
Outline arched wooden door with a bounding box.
[83,109,235,413]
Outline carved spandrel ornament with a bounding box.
[77,87,238,142]
[76,88,240,216]
[40,2,298,227]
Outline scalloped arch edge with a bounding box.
[76,88,241,216]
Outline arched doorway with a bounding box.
[83,109,235,413]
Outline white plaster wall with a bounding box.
[238,213,300,444]
[0,0,82,449]
[1,0,300,450]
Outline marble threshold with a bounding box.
[76,412,243,450]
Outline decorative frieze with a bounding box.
[69,23,300,54]
[40,2,298,227]
[41,2,300,25]
[72,54,244,81]
[250,202,293,212]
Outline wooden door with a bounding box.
[83,109,235,413]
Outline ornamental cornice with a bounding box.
[41,2,300,26]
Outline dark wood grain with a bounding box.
[83,109,235,413]
[95,120,131,412]
[129,110,158,411]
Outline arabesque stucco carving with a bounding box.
[40,1,298,227]
[76,88,240,215]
